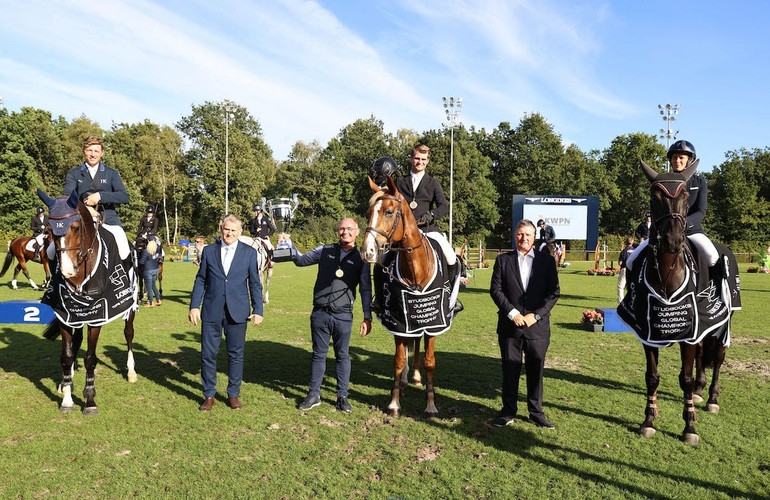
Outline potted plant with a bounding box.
[580,310,604,332]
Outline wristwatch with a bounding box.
[534,313,542,322]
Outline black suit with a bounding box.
[490,249,560,419]
[394,173,448,233]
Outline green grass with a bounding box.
[0,255,768,499]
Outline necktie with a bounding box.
[223,246,233,275]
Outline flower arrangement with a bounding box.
[580,310,604,325]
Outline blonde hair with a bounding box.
[146,240,158,255]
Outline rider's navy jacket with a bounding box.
[62,162,129,226]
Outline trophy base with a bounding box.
[271,247,295,263]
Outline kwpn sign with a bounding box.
[0,301,56,324]
[512,194,600,249]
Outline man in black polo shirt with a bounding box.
[292,218,372,413]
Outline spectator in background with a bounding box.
[617,236,635,303]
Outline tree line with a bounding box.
[1,101,768,254]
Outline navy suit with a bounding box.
[394,173,448,233]
[190,241,263,398]
[63,162,129,226]
[490,250,560,419]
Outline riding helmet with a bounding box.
[252,204,263,212]
[146,204,155,213]
[667,140,696,162]
[371,156,398,185]
[537,219,545,227]
[36,206,45,214]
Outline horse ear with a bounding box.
[37,188,55,208]
[386,174,398,194]
[368,176,381,192]
[67,190,79,210]
[680,159,699,181]
[640,159,659,182]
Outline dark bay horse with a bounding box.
[620,160,739,444]
[361,175,460,417]
[38,190,138,414]
[1,237,52,290]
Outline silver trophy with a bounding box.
[265,194,299,262]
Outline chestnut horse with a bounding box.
[38,190,138,414]
[361,175,451,417]
[0,237,52,290]
[622,160,738,444]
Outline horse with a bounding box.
[361,174,461,418]
[38,190,138,414]
[238,235,273,304]
[0,237,52,290]
[618,160,740,444]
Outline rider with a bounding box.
[30,205,48,262]
[136,204,159,248]
[536,219,556,252]
[370,146,459,312]
[249,204,277,250]
[627,140,719,271]
[635,211,652,242]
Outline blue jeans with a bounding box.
[144,268,160,303]
[308,309,353,398]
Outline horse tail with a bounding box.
[0,242,14,277]
[43,319,62,340]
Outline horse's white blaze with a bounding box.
[361,200,382,263]
[58,236,76,278]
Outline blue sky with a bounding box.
[1,0,768,172]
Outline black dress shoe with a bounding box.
[228,397,243,410]
[199,397,215,412]
[528,415,555,428]
[493,415,515,427]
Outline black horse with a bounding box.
[619,160,740,444]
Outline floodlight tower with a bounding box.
[442,96,462,247]
[223,101,235,214]
[658,103,680,171]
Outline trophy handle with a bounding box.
[261,196,267,208]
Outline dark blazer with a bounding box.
[62,162,129,226]
[490,250,560,340]
[30,214,49,236]
[685,174,707,235]
[190,241,263,324]
[137,216,159,239]
[394,173,449,233]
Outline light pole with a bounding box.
[658,103,680,171]
[223,102,235,215]
[442,96,462,248]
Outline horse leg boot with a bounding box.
[640,346,660,437]
[82,326,101,415]
[124,311,138,383]
[679,343,699,444]
[388,340,408,417]
[423,336,438,418]
[59,328,78,413]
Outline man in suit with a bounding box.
[189,214,264,411]
[490,219,560,428]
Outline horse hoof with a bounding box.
[692,394,704,403]
[424,411,439,419]
[706,403,720,413]
[127,373,139,384]
[387,408,400,418]
[59,404,77,413]
[639,426,656,438]
[682,433,699,445]
[82,406,99,416]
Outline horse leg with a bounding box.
[639,345,660,437]
[42,259,51,288]
[11,264,22,289]
[693,342,706,403]
[58,326,78,412]
[19,261,39,290]
[82,326,101,415]
[408,338,422,387]
[262,267,273,304]
[423,335,438,418]
[388,338,408,417]
[679,343,699,444]
[706,337,725,413]
[125,312,138,383]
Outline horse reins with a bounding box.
[48,208,100,288]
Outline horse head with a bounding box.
[361,174,416,264]
[640,159,698,255]
[38,189,99,281]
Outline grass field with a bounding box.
[0,253,768,499]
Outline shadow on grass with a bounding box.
[0,327,60,406]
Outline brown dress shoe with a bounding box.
[228,397,243,410]
[199,397,215,412]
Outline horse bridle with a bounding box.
[48,209,100,273]
[365,193,425,254]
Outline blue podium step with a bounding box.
[0,301,56,324]
[597,307,632,333]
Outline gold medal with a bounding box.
[335,269,344,278]
[409,201,418,209]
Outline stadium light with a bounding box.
[223,101,235,215]
[658,103,680,171]
[442,96,462,248]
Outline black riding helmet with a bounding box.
[36,206,45,214]
[371,156,398,186]
[537,219,545,227]
[667,140,696,162]
[146,204,155,213]
[252,204,262,212]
